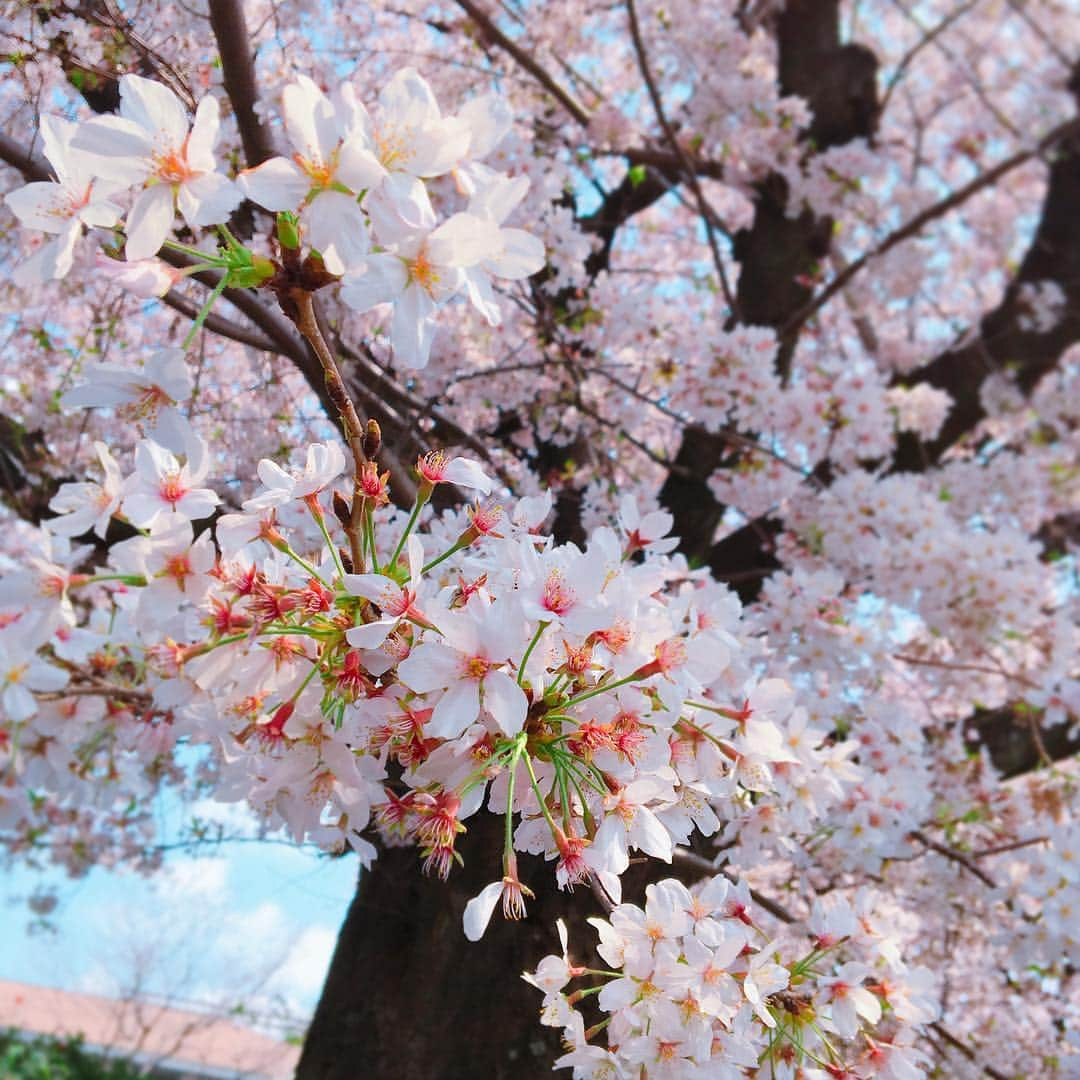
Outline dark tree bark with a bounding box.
[5,7,1078,1078]
[298,814,567,1080]
[658,0,880,570]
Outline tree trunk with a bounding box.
[297,813,578,1080]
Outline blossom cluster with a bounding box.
[0,324,877,955]
[4,69,544,367]
[1,25,1078,1073]
[527,880,938,1078]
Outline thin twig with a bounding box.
[453,0,591,126]
[671,849,797,924]
[625,0,738,317]
[971,836,1049,859]
[930,1021,1012,1080]
[782,117,1080,340]
[909,830,997,889]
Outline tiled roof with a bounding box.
[0,979,300,1079]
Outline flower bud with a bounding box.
[332,490,352,529]
[363,418,382,459]
[276,212,301,250]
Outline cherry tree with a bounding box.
[0,1,1078,1077]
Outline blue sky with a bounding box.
[1,810,358,1038]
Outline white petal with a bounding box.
[390,288,438,369]
[5,182,72,234]
[397,642,461,693]
[379,68,441,129]
[367,173,435,236]
[13,224,79,286]
[304,192,369,274]
[471,172,529,224]
[343,573,397,603]
[186,95,221,172]
[457,92,513,160]
[597,976,639,1012]
[487,228,545,279]
[284,75,339,166]
[482,669,527,736]
[427,212,502,269]
[428,679,481,740]
[441,457,493,495]
[119,74,188,144]
[337,135,387,192]
[124,184,175,261]
[147,409,194,455]
[408,117,471,178]
[3,682,38,722]
[463,881,503,942]
[179,172,242,228]
[238,157,310,212]
[346,619,396,649]
[340,254,408,312]
[71,116,154,181]
[630,806,674,862]
[176,489,220,521]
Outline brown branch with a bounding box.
[38,684,154,708]
[290,290,371,571]
[452,0,591,127]
[908,830,998,889]
[0,131,50,181]
[671,849,797,924]
[207,0,277,166]
[160,288,279,353]
[626,0,738,316]
[588,873,617,915]
[781,117,1080,341]
[930,1021,1012,1080]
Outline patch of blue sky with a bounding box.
[1,743,356,1025]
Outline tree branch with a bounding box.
[207,0,277,167]
[452,0,590,126]
[781,116,1080,343]
[160,288,279,353]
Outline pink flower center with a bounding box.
[465,655,490,680]
[154,148,195,185]
[409,249,440,296]
[158,473,188,506]
[542,571,576,616]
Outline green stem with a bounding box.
[504,734,527,869]
[364,507,379,573]
[216,223,243,252]
[163,238,228,264]
[562,672,640,710]
[311,505,346,581]
[281,545,331,589]
[72,573,147,588]
[517,621,550,686]
[183,273,228,348]
[422,538,468,575]
[522,751,561,838]
[389,491,429,568]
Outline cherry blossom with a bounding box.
[4,116,123,284]
[72,74,241,260]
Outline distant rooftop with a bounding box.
[0,979,301,1080]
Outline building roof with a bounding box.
[0,978,301,1079]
